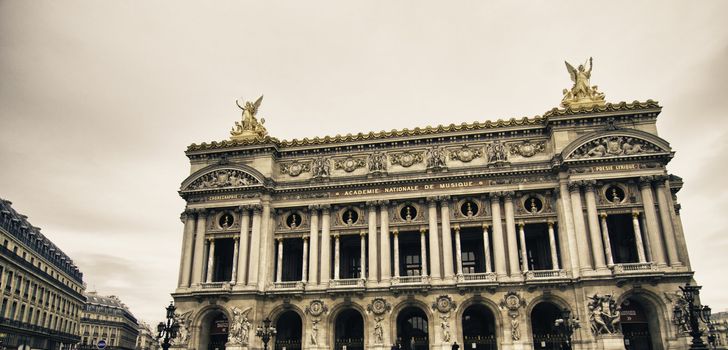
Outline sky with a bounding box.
[1,1,727,324]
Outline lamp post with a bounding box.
[554,308,580,350]
[673,283,712,350]
[255,318,276,350]
[156,302,180,350]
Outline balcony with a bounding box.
[456,272,498,286]
[523,270,570,286]
[611,262,659,275]
[273,281,305,290]
[390,275,431,292]
[328,278,366,291]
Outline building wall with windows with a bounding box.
[0,198,85,350]
[170,77,701,350]
[135,322,159,350]
[79,292,139,350]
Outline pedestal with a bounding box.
[224,343,247,350]
[596,334,625,350]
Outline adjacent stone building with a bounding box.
[136,322,160,350]
[79,292,139,350]
[0,198,85,350]
[170,61,699,350]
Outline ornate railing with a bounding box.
[458,272,497,282]
[329,278,365,288]
[273,281,303,289]
[525,269,567,280]
[392,275,429,284]
[200,282,231,290]
[612,262,657,273]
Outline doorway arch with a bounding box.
[621,297,663,350]
[530,302,565,350]
[334,308,364,350]
[275,310,302,350]
[198,310,229,350]
[396,307,429,350]
[462,304,497,350]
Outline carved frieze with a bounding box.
[449,144,482,163]
[368,151,387,175]
[280,160,311,177]
[509,140,546,157]
[389,151,424,168]
[187,169,258,190]
[426,146,447,171]
[228,307,252,345]
[311,157,331,179]
[569,136,664,159]
[334,156,367,173]
[587,294,621,336]
[485,141,509,166]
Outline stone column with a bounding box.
[236,206,250,285]
[584,182,608,271]
[489,194,508,277]
[419,227,428,277]
[191,209,207,285]
[655,178,682,267]
[482,224,492,273]
[504,192,521,277]
[178,210,196,288]
[569,182,593,272]
[639,177,666,266]
[639,214,652,262]
[275,238,284,283]
[454,225,462,276]
[230,237,239,284]
[392,229,400,278]
[558,181,581,278]
[518,222,528,272]
[360,230,367,279]
[632,212,647,263]
[440,197,455,279]
[547,221,559,270]
[320,205,332,284]
[427,197,442,280]
[205,238,215,283]
[247,206,262,285]
[380,201,391,280]
[302,236,309,282]
[599,213,614,266]
[367,202,378,283]
[257,203,274,290]
[333,234,341,280]
[308,206,320,285]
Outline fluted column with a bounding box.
[367,202,378,283]
[308,206,320,285]
[569,182,592,271]
[440,197,455,279]
[655,178,682,267]
[599,213,614,266]
[231,237,239,284]
[205,238,215,283]
[639,177,666,266]
[427,198,442,279]
[558,181,581,277]
[275,238,284,282]
[302,236,309,282]
[639,215,652,262]
[191,209,207,285]
[482,224,492,273]
[454,225,463,276]
[236,206,250,285]
[518,222,528,272]
[178,210,196,288]
[547,222,559,270]
[360,230,366,279]
[584,182,607,271]
[320,206,332,283]
[392,229,400,278]
[489,194,508,277]
[380,201,391,280]
[632,212,647,263]
[333,234,340,280]
[257,203,273,289]
[247,206,262,285]
[504,192,521,276]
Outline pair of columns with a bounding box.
[514,222,560,272]
[453,224,495,275]
[275,231,367,283]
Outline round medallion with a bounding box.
[369,298,390,316]
[520,144,536,157]
[307,300,326,317]
[400,154,415,167]
[288,163,303,176]
[506,294,520,310]
[459,149,474,162]
[433,295,455,313]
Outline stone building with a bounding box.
[136,322,160,350]
[170,61,699,350]
[79,292,139,350]
[0,198,85,350]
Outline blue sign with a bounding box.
[98,340,107,349]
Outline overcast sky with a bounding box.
[1,1,727,324]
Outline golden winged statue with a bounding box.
[561,57,606,109]
[230,95,268,141]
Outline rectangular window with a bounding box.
[4,271,12,292]
[0,298,7,318]
[19,304,25,322]
[10,301,17,320]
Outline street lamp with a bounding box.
[156,302,180,350]
[554,308,580,350]
[673,283,713,350]
[255,317,276,350]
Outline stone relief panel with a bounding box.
[367,298,391,345]
[334,156,367,173]
[508,140,546,158]
[389,150,424,168]
[209,210,240,232]
[391,202,425,224]
[368,151,388,176]
[568,136,664,159]
[516,192,554,216]
[449,144,483,163]
[186,169,259,190]
[587,294,621,336]
[280,160,311,177]
[228,307,252,345]
[276,209,308,231]
[432,296,456,343]
[311,157,331,180]
[426,146,448,171]
[485,141,509,166]
[452,197,487,220]
[500,291,527,341]
[334,206,366,227]
[305,300,328,346]
[170,310,192,346]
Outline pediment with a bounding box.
[181,166,264,192]
[563,130,671,161]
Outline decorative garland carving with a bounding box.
[389,151,424,168]
[305,299,328,317]
[569,136,664,159]
[432,295,456,314]
[449,144,482,163]
[334,156,367,173]
[187,169,258,190]
[280,160,311,177]
[587,294,621,335]
[509,140,546,157]
[367,298,392,316]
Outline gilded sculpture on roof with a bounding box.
[231,95,268,141]
[561,57,606,109]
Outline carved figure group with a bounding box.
[374,317,384,344]
[587,294,621,335]
[440,315,452,342]
[486,141,508,164]
[312,157,331,179]
[369,151,387,173]
[426,146,447,170]
[189,170,254,190]
[572,136,658,159]
[561,57,606,108]
[171,311,192,346]
[231,95,268,141]
[229,307,252,345]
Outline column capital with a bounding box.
[583,180,598,191]
[453,224,461,232]
[438,195,452,204]
[503,191,515,200]
[599,212,608,219]
[320,204,332,213]
[332,232,340,239]
[426,196,438,206]
[392,229,399,236]
[180,211,189,223]
[547,221,555,228]
[250,204,263,213]
[653,175,669,186]
[488,192,502,200]
[568,181,582,192]
[366,200,378,209]
[638,176,654,188]
[276,237,284,243]
[206,237,214,243]
[237,205,249,212]
[308,204,320,211]
[233,236,240,241]
[420,226,428,234]
[378,199,390,206]
[632,211,641,218]
[302,235,309,241]
[517,221,525,228]
[360,230,367,237]
[482,223,490,230]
